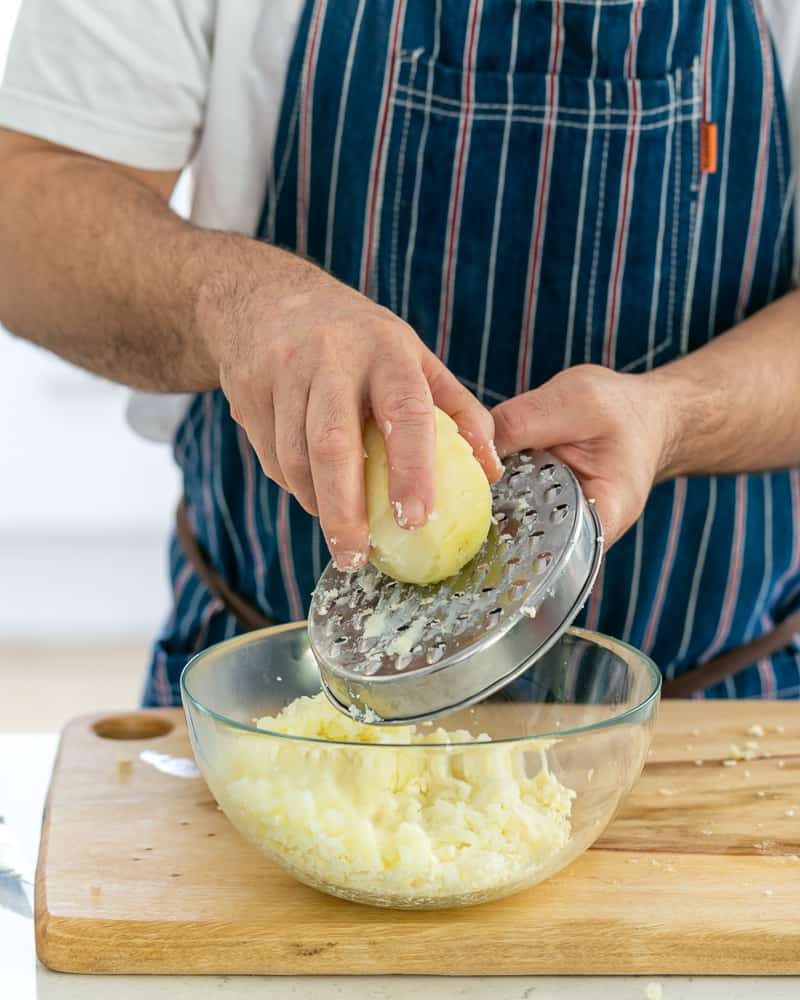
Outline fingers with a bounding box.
[229,383,291,492]
[306,377,370,570]
[424,355,502,481]
[273,379,318,515]
[369,357,435,529]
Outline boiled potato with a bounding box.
[364,407,492,585]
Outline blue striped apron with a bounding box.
[144,0,800,707]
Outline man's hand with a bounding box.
[0,132,500,573]
[492,365,671,547]
[200,258,501,571]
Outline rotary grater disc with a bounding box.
[308,450,604,724]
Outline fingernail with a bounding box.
[393,497,427,529]
[334,550,367,572]
[488,441,504,473]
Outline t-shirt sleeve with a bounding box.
[0,0,215,170]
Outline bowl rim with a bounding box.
[180,622,662,749]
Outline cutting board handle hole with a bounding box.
[93,714,174,741]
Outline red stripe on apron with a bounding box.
[360,0,409,294]
[437,0,483,362]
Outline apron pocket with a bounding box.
[378,53,701,397]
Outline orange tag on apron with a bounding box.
[701,122,718,174]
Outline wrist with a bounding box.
[644,360,728,481]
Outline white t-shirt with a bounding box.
[1,0,799,440]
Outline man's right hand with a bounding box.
[198,255,502,571]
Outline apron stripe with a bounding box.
[477,0,522,399]
[211,398,246,571]
[401,0,442,320]
[584,80,613,365]
[153,651,172,705]
[757,611,776,696]
[297,0,328,257]
[562,0,601,369]
[735,0,773,322]
[679,0,716,353]
[603,4,644,368]
[675,477,718,665]
[637,69,675,370]
[436,0,483,363]
[192,597,224,653]
[707,4,737,341]
[324,0,367,271]
[360,0,409,295]
[603,78,640,369]
[774,468,800,598]
[201,394,218,557]
[277,490,304,621]
[622,519,645,644]
[516,0,563,392]
[268,87,302,240]
[237,425,267,610]
[641,477,687,655]
[665,0,680,70]
[746,474,773,640]
[701,474,749,662]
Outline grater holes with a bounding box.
[523,508,537,520]
[506,556,521,566]
[544,483,563,503]
[489,607,503,616]
[333,635,348,645]
[533,553,553,574]
[550,504,569,524]
[495,511,508,523]
[530,529,545,539]
[481,586,494,593]
[539,463,555,480]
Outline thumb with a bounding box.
[492,378,587,458]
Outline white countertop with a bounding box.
[1,733,798,1000]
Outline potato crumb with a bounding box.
[722,759,737,767]
[785,808,797,818]
[774,724,785,734]
[756,790,767,798]
[690,727,701,737]
[116,756,133,777]
[777,760,786,768]
[694,759,704,766]
[747,724,765,738]
[744,739,759,751]
[763,889,774,897]
[701,828,713,836]
[644,983,663,1000]
[658,788,675,797]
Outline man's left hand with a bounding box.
[492,365,671,548]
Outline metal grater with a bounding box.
[308,450,604,724]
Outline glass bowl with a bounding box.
[181,623,660,909]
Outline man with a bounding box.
[1,0,799,704]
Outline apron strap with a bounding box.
[175,500,275,631]
[661,609,800,698]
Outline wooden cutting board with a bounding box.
[36,701,800,975]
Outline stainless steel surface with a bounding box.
[308,451,604,724]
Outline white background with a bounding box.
[0,0,181,641]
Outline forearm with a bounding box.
[0,134,312,391]
[648,290,800,480]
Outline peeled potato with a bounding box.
[364,407,492,585]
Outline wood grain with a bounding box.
[36,701,800,975]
